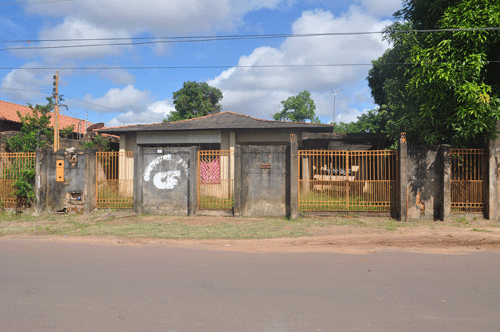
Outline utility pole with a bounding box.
[330,88,343,133]
[53,71,59,152]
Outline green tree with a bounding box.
[165,81,223,122]
[368,0,500,147]
[273,91,320,123]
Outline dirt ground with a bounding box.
[3,213,500,254]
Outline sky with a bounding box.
[0,0,403,128]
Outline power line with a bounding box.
[65,96,166,122]
[0,0,70,6]
[0,86,165,122]
[2,27,498,43]
[0,86,50,93]
[1,27,499,51]
[0,61,499,71]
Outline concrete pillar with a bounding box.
[233,145,242,217]
[441,145,451,221]
[188,146,199,216]
[398,135,408,221]
[487,124,500,220]
[35,149,48,214]
[290,136,299,219]
[133,146,144,214]
[84,149,97,214]
[230,131,236,196]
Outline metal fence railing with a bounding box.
[451,149,487,213]
[0,152,36,208]
[96,151,134,209]
[298,150,398,212]
[198,150,234,210]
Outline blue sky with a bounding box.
[0,0,402,128]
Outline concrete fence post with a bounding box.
[441,145,451,221]
[133,146,144,214]
[188,146,199,216]
[487,124,500,220]
[290,136,299,219]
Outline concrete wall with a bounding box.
[35,148,96,214]
[134,147,197,215]
[398,141,451,221]
[236,145,289,217]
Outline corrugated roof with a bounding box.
[0,100,90,134]
[98,111,333,134]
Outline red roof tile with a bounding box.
[0,100,90,134]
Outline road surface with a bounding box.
[1,237,499,331]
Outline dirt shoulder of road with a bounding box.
[1,211,500,254]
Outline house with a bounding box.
[97,111,334,152]
[0,100,89,136]
[97,111,334,214]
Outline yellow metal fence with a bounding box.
[198,150,234,210]
[298,150,398,212]
[96,151,134,209]
[0,152,36,208]
[451,149,487,213]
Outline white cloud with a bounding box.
[97,68,135,85]
[79,85,174,126]
[357,0,403,18]
[82,85,151,113]
[25,0,288,35]
[0,62,54,102]
[11,18,133,61]
[106,100,175,127]
[16,1,291,60]
[209,6,390,122]
[336,107,368,123]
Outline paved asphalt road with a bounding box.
[1,238,499,332]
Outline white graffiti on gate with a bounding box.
[144,154,188,190]
[152,170,181,189]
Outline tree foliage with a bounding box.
[273,90,320,123]
[80,134,110,151]
[166,81,223,122]
[367,0,500,147]
[333,106,392,134]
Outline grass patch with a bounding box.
[1,211,498,240]
[471,228,493,233]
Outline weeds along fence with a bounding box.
[96,151,134,209]
[197,150,234,210]
[0,152,36,208]
[298,150,398,212]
